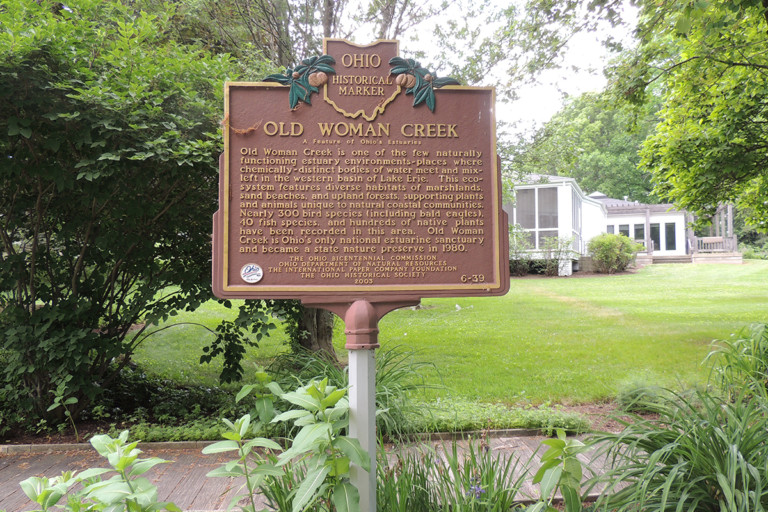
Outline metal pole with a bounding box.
[344,300,379,512]
[348,349,377,512]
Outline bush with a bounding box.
[509,224,533,276]
[540,236,575,276]
[587,233,641,274]
[267,345,439,439]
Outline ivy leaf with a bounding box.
[264,72,291,85]
[433,77,460,88]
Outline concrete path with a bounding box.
[0,433,608,511]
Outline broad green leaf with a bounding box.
[563,457,582,487]
[83,480,133,504]
[272,409,312,423]
[539,466,563,501]
[320,388,346,408]
[236,384,256,403]
[280,390,322,412]
[280,423,332,461]
[332,436,370,471]
[20,477,45,502]
[561,484,581,512]
[532,459,561,483]
[242,437,282,452]
[128,458,167,477]
[332,481,360,512]
[206,465,245,478]
[202,440,240,454]
[292,464,331,512]
[330,456,350,476]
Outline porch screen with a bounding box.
[538,187,558,228]
[517,189,535,229]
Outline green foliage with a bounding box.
[378,438,527,511]
[587,233,641,274]
[609,0,768,228]
[406,398,589,436]
[615,376,666,413]
[269,378,369,512]
[508,224,533,276]
[20,431,180,511]
[510,92,660,203]
[706,323,768,401]
[528,429,589,512]
[268,345,439,439]
[593,390,768,512]
[0,0,277,424]
[264,55,336,109]
[203,415,283,512]
[540,236,575,277]
[206,378,369,512]
[389,57,460,112]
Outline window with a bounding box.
[650,224,660,251]
[538,188,558,229]
[516,189,535,229]
[514,187,560,249]
[607,225,615,234]
[634,224,645,242]
[665,223,677,251]
[619,224,630,237]
[572,189,581,233]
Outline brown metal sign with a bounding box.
[213,39,509,300]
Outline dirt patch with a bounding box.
[2,421,116,446]
[561,401,656,433]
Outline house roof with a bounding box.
[588,191,682,215]
[516,174,577,185]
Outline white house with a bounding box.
[588,191,688,257]
[506,174,740,275]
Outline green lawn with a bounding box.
[135,261,768,404]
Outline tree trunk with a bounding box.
[296,307,338,360]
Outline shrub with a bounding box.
[592,390,768,511]
[509,224,533,276]
[587,233,641,274]
[268,345,439,439]
[541,236,575,276]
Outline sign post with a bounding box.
[213,38,509,511]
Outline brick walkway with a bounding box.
[0,434,609,511]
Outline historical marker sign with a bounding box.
[213,39,509,300]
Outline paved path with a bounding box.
[0,433,608,511]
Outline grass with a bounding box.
[134,261,768,405]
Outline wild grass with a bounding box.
[134,261,768,405]
[591,390,768,511]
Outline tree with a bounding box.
[0,0,274,419]
[150,0,449,360]
[608,0,768,229]
[430,0,629,99]
[510,91,660,202]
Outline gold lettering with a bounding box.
[400,124,458,138]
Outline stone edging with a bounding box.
[0,428,546,455]
[0,440,217,455]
